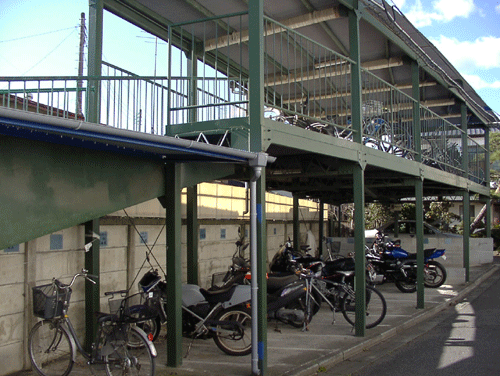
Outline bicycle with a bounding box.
[301,265,387,329]
[28,269,157,376]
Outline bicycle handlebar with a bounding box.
[54,269,98,290]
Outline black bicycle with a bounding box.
[302,265,387,329]
[28,269,157,376]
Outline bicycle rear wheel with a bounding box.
[104,325,155,376]
[28,320,74,376]
[340,286,387,329]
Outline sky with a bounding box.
[0,0,499,116]
[389,0,500,116]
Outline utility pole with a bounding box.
[77,12,86,118]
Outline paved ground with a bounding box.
[155,263,500,376]
[327,264,500,376]
[16,263,499,376]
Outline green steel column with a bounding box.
[319,201,325,258]
[186,185,199,285]
[485,127,492,238]
[86,1,103,353]
[256,171,267,375]
[249,0,267,373]
[349,6,362,145]
[353,165,366,336]
[187,45,198,124]
[461,102,470,282]
[87,0,103,123]
[486,197,492,238]
[412,61,421,163]
[186,38,199,285]
[415,180,424,308]
[293,195,300,253]
[165,163,183,367]
[412,61,424,308]
[84,219,100,353]
[461,102,469,182]
[463,191,470,282]
[349,4,366,337]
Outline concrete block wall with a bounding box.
[0,244,26,375]
[331,236,494,285]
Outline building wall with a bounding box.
[0,183,324,375]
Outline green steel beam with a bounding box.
[84,219,100,353]
[104,0,171,42]
[0,136,165,251]
[165,118,250,140]
[180,162,236,187]
[299,0,349,56]
[186,185,199,285]
[164,163,183,367]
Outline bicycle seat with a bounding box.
[95,311,118,323]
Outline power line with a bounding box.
[0,26,77,44]
[22,28,78,76]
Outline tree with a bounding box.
[425,200,460,232]
[365,203,392,229]
[470,132,500,232]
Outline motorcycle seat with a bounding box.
[337,270,354,278]
[267,274,299,294]
[405,248,437,260]
[199,284,236,304]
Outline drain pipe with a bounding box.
[249,153,270,376]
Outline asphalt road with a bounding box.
[321,268,500,376]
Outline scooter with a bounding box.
[138,268,252,356]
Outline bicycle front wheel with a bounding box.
[340,286,387,329]
[104,325,155,376]
[28,320,74,376]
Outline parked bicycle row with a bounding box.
[265,104,464,173]
[27,232,447,376]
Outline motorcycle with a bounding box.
[211,240,251,289]
[213,240,320,329]
[367,232,447,293]
[269,238,320,273]
[138,268,252,356]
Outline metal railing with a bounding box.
[0,12,487,185]
[166,12,250,126]
[262,16,354,133]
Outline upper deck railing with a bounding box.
[0,12,486,185]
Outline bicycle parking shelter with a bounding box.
[1,0,499,375]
